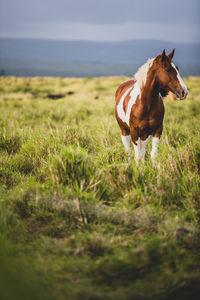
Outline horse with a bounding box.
[115,49,188,164]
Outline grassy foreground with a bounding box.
[0,76,200,300]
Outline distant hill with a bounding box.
[0,38,199,77]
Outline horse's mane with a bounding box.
[134,58,154,87]
[134,58,170,98]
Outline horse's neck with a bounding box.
[160,87,169,98]
[140,72,160,109]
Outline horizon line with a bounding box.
[0,36,200,45]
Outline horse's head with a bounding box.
[154,49,188,100]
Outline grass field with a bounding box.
[0,75,200,300]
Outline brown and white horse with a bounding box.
[115,49,188,164]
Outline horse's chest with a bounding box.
[135,117,160,130]
[131,106,164,134]
[146,117,162,130]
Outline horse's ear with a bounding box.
[161,49,166,61]
[168,48,175,59]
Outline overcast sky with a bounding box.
[1,0,199,43]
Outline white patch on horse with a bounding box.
[134,58,154,88]
[151,137,160,160]
[132,138,140,164]
[117,82,141,126]
[125,81,141,126]
[121,135,131,152]
[140,136,150,162]
[133,136,150,164]
[171,62,188,91]
[117,58,155,127]
[117,86,132,124]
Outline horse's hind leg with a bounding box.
[121,134,131,152]
[120,128,131,160]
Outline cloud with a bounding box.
[1,0,200,25]
[0,0,199,43]
[1,20,199,44]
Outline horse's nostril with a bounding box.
[182,90,185,97]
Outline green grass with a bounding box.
[0,75,200,300]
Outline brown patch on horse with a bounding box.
[115,79,136,135]
[115,79,135,105]
[115,106,130,135]
[123,88,133,114]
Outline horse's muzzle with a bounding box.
[176,88,188,100]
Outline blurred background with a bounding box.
[0,0,199,77]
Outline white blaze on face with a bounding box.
[171,62,188,94]
[117,81,141,126]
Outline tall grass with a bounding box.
[0,76,200,300]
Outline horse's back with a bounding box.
[115,80,135,105]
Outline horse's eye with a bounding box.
[166,68,171,73]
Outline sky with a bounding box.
[1,0,199,43]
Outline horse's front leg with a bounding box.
[140,135,150,163]
[151,137,160,160]
[151,126,163,162]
